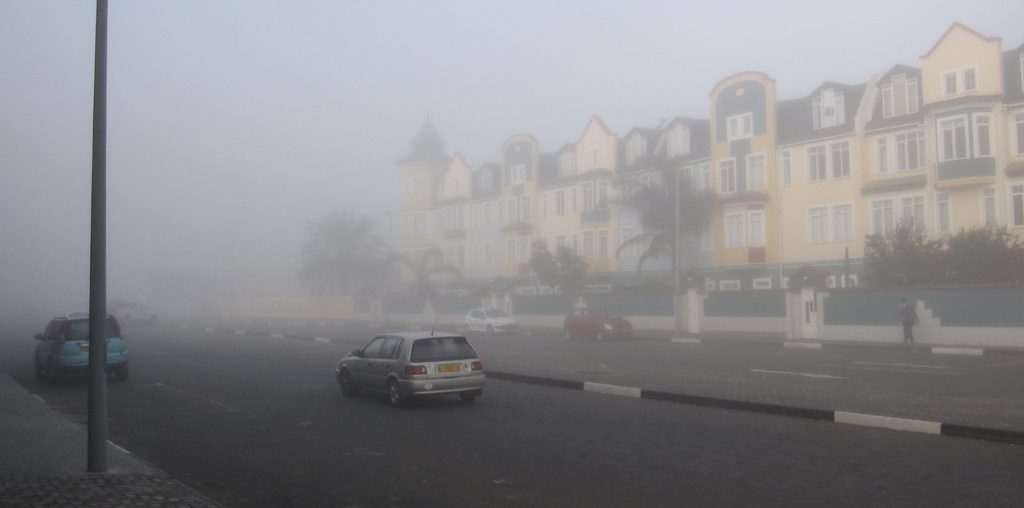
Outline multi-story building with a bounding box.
[397,23,1023,293]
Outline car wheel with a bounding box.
[338,370,358,397]
[563,328,572,341]
[114,365,129,382]
[459,390,480,403]
[596,331,606,342]
[387,379,408,408]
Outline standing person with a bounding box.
[899,297,919,344]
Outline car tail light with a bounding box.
[59,321,69,341]
[471,360,483,371]
[405,365,426,375]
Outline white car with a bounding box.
[110,301,157,324]
[464,308,519,334]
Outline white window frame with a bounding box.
[807,145,828,182]
[812,88,845,129]
[1015,112,1024,155]
[900,195,926,228]
[876,137,889,175]
[938,115,969,162]
[559,151,576,177]
[752,278,772,290]
[667,124,691,157]
[719,280,741,291]
[973,113,992,158]
[520,196,531,222]
[881,74,920,119]
[726,113,753,141]
[747,210,765,247]
[981,187,998,226]
[941,67,978,97]
[832,203,854,242]
[830,141,850,179]
[746,153,767,191]
[598,230,609,258]
[719,158,737,193]
[725,212,746,248]
[620,227,637,257]
[1010,184,1024,228]
[808,206,829,243]
[778,150,792,185]
[509,164,527,185]
[870,198,896,236]
[894,130,925,172]
[936,192,952,234]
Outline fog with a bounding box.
[2,0,1022,328]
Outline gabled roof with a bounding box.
[921,22,1000,59]
[575,114,615,145]
[618,126,664,170]
[397,120,447,165]
[865,67,925,131]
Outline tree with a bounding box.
[614,168,716,274]
[863,220,945,287]
[298,211,387,296]
[944,226,1024,284]
[392,248,461,303]
[529,241,588,294]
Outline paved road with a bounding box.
[2,321,1024,507]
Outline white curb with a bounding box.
[834,411,941,435]
[582,382,642,399]
[784,342,822,349]
[932,347,983,356]
[314,337,331,344]
[671,338,701,344]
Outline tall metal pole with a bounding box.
[87,0,109,473]
[673,167,680,337]
[384,211,392,324]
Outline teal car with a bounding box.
[34,312,129,382]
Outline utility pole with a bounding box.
[384,210,392,324]
[673,167,681,338]
[87,0,108,473]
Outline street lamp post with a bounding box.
[384,211,392,324]
[87,0,109,473]
[673,167,681,338]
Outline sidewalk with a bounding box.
[0,371,220,507]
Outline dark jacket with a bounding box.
[900,302,918,325]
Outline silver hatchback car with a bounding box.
[336,332,485,407]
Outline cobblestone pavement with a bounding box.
[0,475,220,507]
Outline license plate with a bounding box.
[437,363,461,373]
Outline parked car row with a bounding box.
[33,312,129,382]
[463,307,633,341]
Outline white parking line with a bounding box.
[784,342,822,349]
[852,361,952,370]
[271,333,285,339]
[821,364,960,376]
[582,382,642,398]
[235,330,245,335]
[751,369,845,379]
[671,338,701,344]
[834,411,941,435]
[204,327,214,332]
[314,337,331,344]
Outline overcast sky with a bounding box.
[2,0,1022,321]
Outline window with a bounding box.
[507,198,518,223]
[1011,184,1024,228]
[900,196,925,226]
[833,204,853,241]
[484,202,493,225]
[414,177,427,198]
[484,242,493,265]
[667,124,690,157]
[571,188,577,213]
[1016,113,1024,155]
[974,114,991,157]
[720,280,741,291]
[747,210,765,247]
[700,225,712,252]
[625,135,647,165]
[752,278,772,290]
[479,171,494,193]
[895,131,925,171]
[726,113,753,141]
[510,164,527,184]
[808,146,827,182]
[582,183,594,211]
[876,137,889,174]
[809,207,828,243]
[779,151,792,185]
[456,246,465,268]
[871,199,895,235]
[556,235,566,249]
[725,213,746,248]
[881,74,920,118]
[521,196,531,222]
[518,238,530,263]
[746,154,766,190]
[620,227,637,257]
[982,187,997,226]
[597,181,609,209]
[455,205,464,229]
[942,68,977,96]
[559,151,576,177]
[582,231,594,257]
[556,191,565,216]
[719,159,736,193]
[813,88,845,129]
[598,230,609,258]
[830,141,850,178]
[541,193,548,218]
[939,117,968,161]
[936,192,951,233]
[413,213,425,234]
[700,162,712,191]
[506,238,515,264]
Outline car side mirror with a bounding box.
[351,349,363,357]
[34,333,44,341]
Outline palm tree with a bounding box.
[615,166,716,274]
[298,211,388,296]
[392,248,461,303]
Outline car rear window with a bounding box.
[67,318,121,340]
[409,336,477,362]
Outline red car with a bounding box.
[562,309,632,341]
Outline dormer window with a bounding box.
[559,151,576,177]
[812,89,845,129]
[666,124,690,157]
[941,67,977,97]
[509,164,527,184]
[881,74,919,119]
[726,113,752,141]
[479,171,493,193]
[625,135,647,166]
